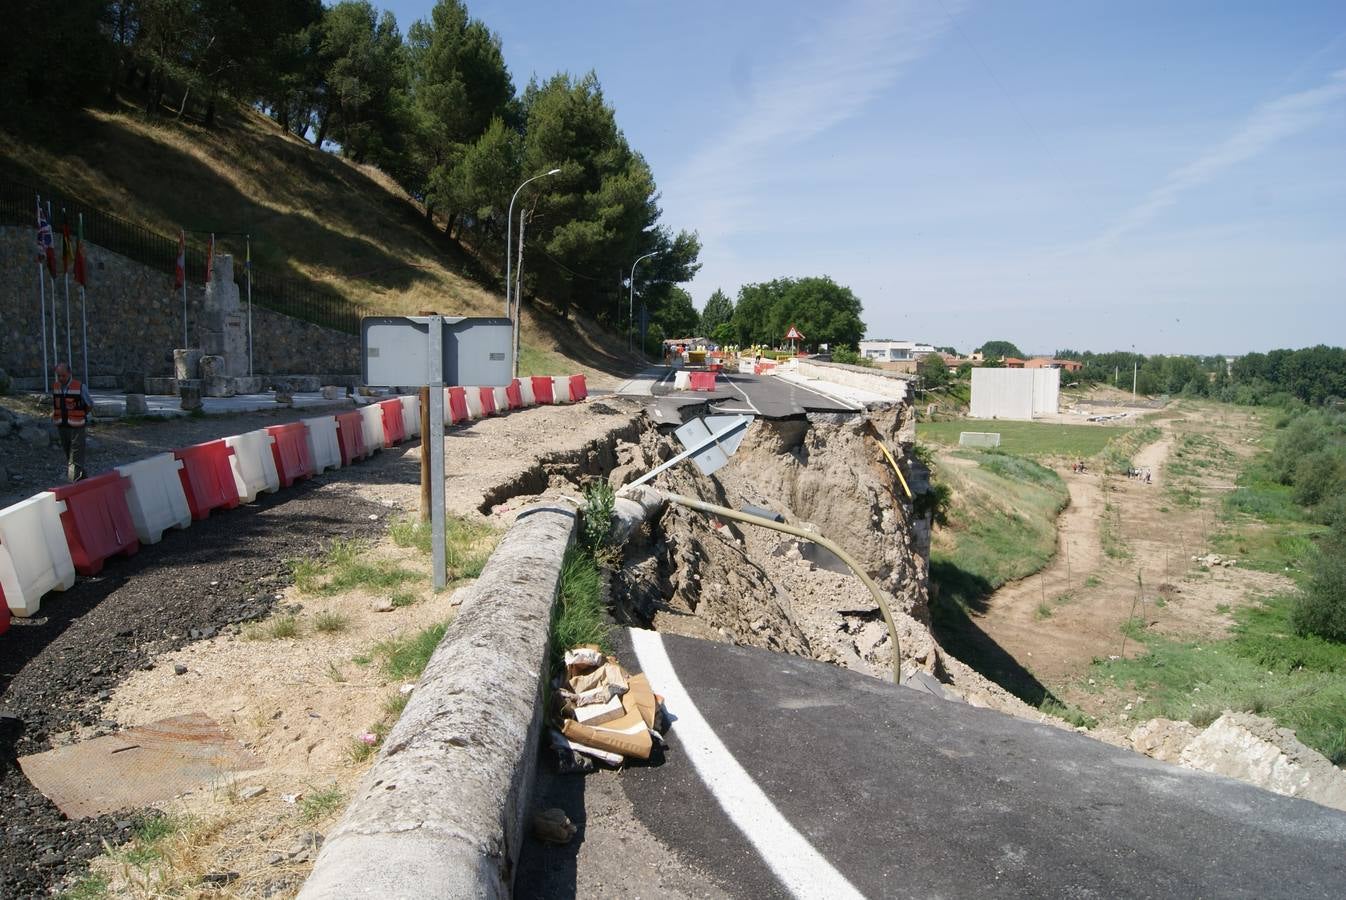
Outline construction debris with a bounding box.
[551,646,666,769]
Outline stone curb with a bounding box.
[298,500,578,900]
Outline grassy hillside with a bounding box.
[0,101,634,380]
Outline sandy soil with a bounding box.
[972,402,1293,711]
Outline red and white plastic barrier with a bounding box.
[569,375,588,401]
[358,403,388,452]
[464,387,485,420]
[267,422,316,488]
[506,379,524,410]
[689,371,717,391]
[530,376,555,405]
[399,395,421,438]
[175,440,241,520]
[518,379,536,407]
[550,376,573,404]
[379,399,406,444]
[335,411,369,466]
[446,387,470,424]
[478,387,497,416]
[303,415,343,475]
[117,452,193,543]
[49,473,140,576]
[492,386,509,414]
[0,492,77,617]
[223,429,281,504]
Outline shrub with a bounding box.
[580,480,616,552]
[1292,449,1346,507]
[1292,535,1346,643]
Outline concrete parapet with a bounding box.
[298,500,579,900]
[796,359,914,403]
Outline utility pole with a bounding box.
[512,209,527,379]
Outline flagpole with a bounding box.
[48,201,58,364]
[38,259,48,387]
[79,214,88,385]
[246,233,253,377]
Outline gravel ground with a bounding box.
[0,460,399,899]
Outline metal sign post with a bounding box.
[427,316,447,590]
[360,315,513,590]
[628,415,753,487]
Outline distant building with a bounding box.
[1025,357,1083,373]
[1003,357,1026,368]
[859,339,937,363]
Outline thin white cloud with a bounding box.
[666,0,960,240]
[1099,66,1346,244]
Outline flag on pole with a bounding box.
[61,220,74,274]
[204,233,214,285]
[36,198,57,277]
[74,215,88,286]
[175,229,186,288]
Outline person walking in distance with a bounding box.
[51,362,92,482]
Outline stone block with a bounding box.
[202,332,226,356]
[233,376,264,395]
[274,390,294,406]
[125,394,149,416]
[173,349,204,381]
[145,377,178,396]
[200,355,229,379]
[179,381,203,411]
[120,372,147,394]
[204,377,237,398]
[289,376,321,393]
[321,385,340,401]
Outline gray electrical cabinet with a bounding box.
[361,316,512,387]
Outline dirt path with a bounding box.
[973,404,1293,699]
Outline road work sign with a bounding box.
[784,325,804,341]
[674,415,752,477]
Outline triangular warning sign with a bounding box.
[785,325,804,341]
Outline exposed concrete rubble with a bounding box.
[1176,712,1346,812]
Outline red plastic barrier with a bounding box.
[569,374,588,401]
[379,399,407,444]
[708,364,723,373]
[689,371,717,391]
[0,588,9,637]
[478,387,497,416]
[505,379,523,410]
[335,411,368,466]
[754,363,776,375]
[530,376,555,405]
[448,387,469,424]
[49,472,141,576]
[266,423,316,488]
[175,440,241,520]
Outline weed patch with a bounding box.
[314,611,350,634]
[375,623,449,680]
[549,547,609,678]
[299,785,345,823]
[390,517,497,582]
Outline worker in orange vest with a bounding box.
[51,362,93,482]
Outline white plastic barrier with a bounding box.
[738,359,756,374]
[464,388,484,419]
[223,429,281,503]
[673,370,692,390]
[117,452,193,543]
[551,375,572,404]
[519,379,536,407]
[358,402,387,451]
[400,394,421,438]
[0,493,77,617]
[492,387,508,414]
[303,415,343,474]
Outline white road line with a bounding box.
[629,629,866,900]
[724,374,763,416]
[776,374,864,412]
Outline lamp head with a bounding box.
[547,168,561,175]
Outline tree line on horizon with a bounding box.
[2,0,700,328]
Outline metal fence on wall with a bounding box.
[0,180,363,334]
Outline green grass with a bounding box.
[1099,426,1162,474]
[918,420,1124,459]
[325,661,347,682]
[1084,575,1103,588]
[245,614,302,641]
[1039,698,1097,729]
[389,517,496,583]
[1100,503,1131,560]
[374,623,449,680]
[549,547,610,677]
[117,813,183,866]
[299,784,345,822]
[383,690,410,718]
[929,450,1069,611]
[1091,594,1346,764]
[293,539,422,595]
[313,611,351,634]
[60,873,110,899]
[390,590,417,608]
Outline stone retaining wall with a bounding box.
[796,358,915,402]
[1,227,358,381]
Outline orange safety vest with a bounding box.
[52,378,88,427]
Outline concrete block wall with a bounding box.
[1,227,358,381]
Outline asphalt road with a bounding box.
[612,628,1346,899]
[617,367,857,421]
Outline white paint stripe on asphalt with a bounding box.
[775,373,865,412]
[629,628,866,900]
[724,374,763,416]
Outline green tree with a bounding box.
[918,353,950,387]
[977,340,1023,359]
[1292,527,1346,643]
[311,2,407,155]
[729,277,864,349]
[700,288,734,335]
[654,287,700,338]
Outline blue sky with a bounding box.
[383,1,1346,355]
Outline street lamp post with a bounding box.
[505,168,561,319]
[628,251,659,356]
[1132,345,1138,401]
